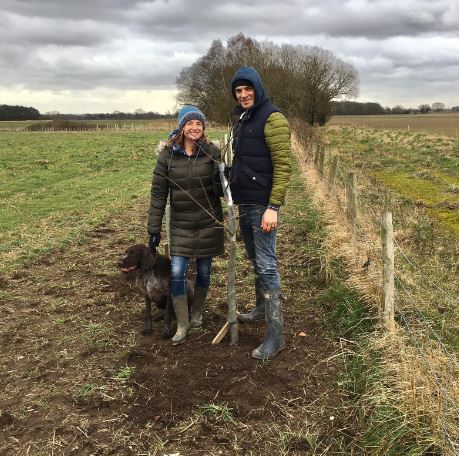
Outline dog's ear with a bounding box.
[140,247,156,272]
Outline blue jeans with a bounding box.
[238,204,280,291]
[170,256,212,296]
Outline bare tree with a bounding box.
[431,102,445,113]
[176,34,359,125]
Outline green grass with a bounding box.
[199,402,236,423]
[326,127,459,235]
[0,131,162,272]
[113,366,135,382]
[0,130,227,273]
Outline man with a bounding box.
[229,66,291,360]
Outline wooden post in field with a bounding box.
[328,156,339,195]
[382,212,395,331]
[212,162,238,346]
[346,172,357,235]
[314,143,320,167]
[224,134,233,167]
[319,146,325,177]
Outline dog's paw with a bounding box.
[162,326,172,339]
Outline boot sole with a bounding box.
[236,311,264,323]
[251,343,285,360]
[172,338,187,346]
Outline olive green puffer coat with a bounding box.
[147,141,224,258]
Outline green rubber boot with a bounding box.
[189,286,209,329]
[238,279,265,322]
[171,294,189,345]
[251,288,285,360]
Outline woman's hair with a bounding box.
[167,127,208,148]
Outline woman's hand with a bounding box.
[148,233,161,253]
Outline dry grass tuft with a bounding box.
[292,130,459,455]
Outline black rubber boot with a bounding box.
[238,279,265,322]
[251,288,285,360]
[171,294,189,345]
[189,286,208,329]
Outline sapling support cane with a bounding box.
[212,162,238,345]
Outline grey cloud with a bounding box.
[0,0,458,107]
[1,0,144,22]
[1,13,115,46]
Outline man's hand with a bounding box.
[261,208,278,233]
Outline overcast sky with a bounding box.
[1,0,458,114]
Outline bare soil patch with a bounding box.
[0,188,354,454]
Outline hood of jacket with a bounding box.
[231,66,267,110]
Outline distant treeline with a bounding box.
[0,104,176,121]
[2,102,458,123]
[0,104,40,120]
[40,111,176,120]
[332,101,384,115]
[333,101,459,115]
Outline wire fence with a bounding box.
[292,126,459,455]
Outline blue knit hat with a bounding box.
[177,105,206,131]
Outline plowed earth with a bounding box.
[0,173,354,455]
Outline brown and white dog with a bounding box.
[119,244,193,339]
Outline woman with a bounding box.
[147,105,224,345]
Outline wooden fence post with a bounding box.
[346,172,357,235]
[224,133,233,167]
[382,212,395,331]
[328,156,339,195]
[314,143,320,167]
[319,146,326,177]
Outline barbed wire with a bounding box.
[300,135,459,455]
[394,238,459,305]
[312,141,457,308]
[396,307,459,456]
[395,274,459,369]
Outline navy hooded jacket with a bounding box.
[230,66,279,206]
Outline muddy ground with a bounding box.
[0,177,356,455]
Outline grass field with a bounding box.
[0,119,180,131]
[0,131,162,273]
[328,112,459,137]
[1,126,457,454]
[325,126,459,236]
[320,125,458,352]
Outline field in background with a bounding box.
[328,112,459,137]
[0,131,160,272]
[325,126,459,236]
[0,119,177,131]
[321,125,458,350]
[0,119,226,132]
